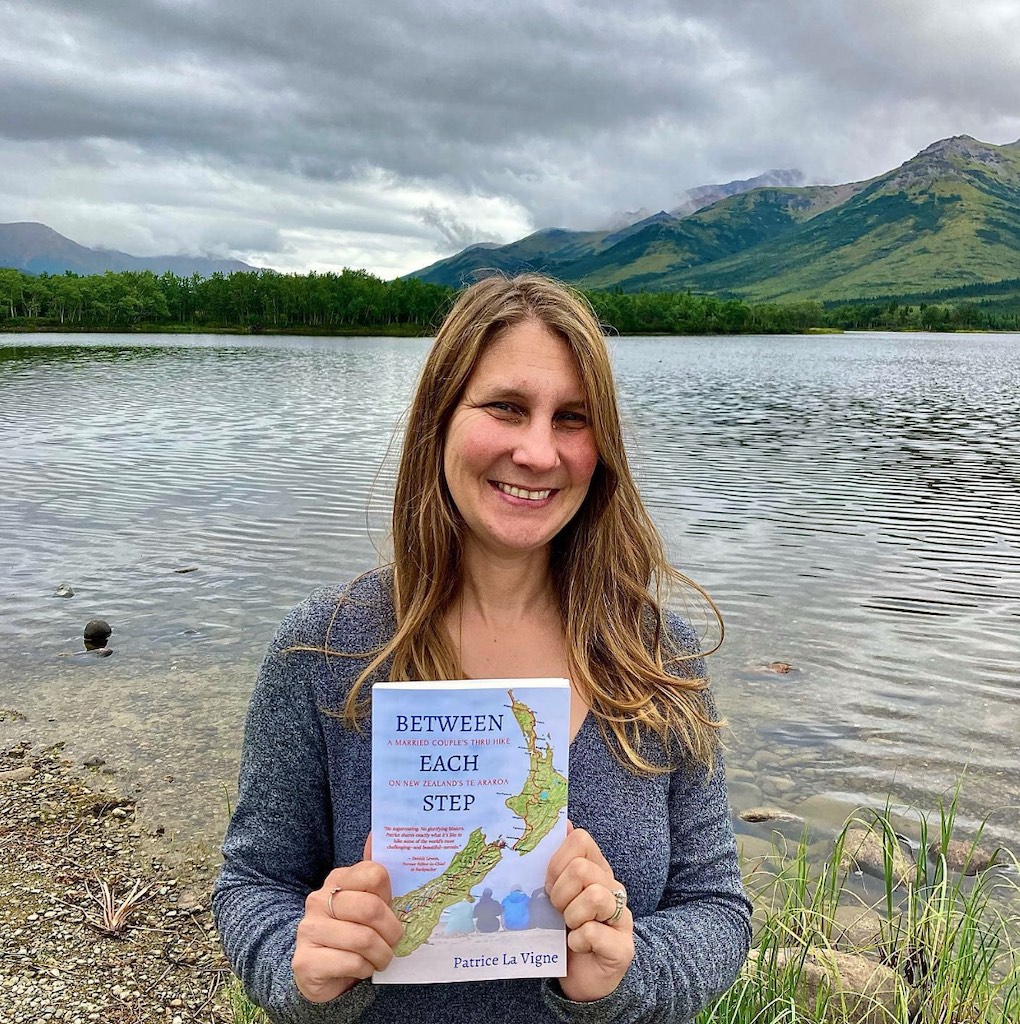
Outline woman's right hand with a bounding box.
[292,840,404,1003]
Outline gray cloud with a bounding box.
[2,0,1018,274]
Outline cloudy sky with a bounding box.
[3,0,1019,278]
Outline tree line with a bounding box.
[1,266,1018,335]
[0,267,452,333]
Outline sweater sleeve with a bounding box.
[212,595,379,1024]
[541,617,752,1023]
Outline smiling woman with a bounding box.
[442,319,600,561]
[213,273,751,1024]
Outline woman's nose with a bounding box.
[511,420,559,472]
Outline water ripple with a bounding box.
[2,331,1018,848]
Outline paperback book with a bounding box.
[371,678,570,984]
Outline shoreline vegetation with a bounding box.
[3,266,1020,338]
[3,729,1017,1024]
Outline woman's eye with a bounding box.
[488,401,522,417]
[555,411,588,428]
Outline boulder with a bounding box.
[828,905,888,952]
[927,838,999,875]
[746,946,909,1024]
[840,827,914,886]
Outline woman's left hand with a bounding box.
[545,822,635,1002]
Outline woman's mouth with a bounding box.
[493,481,554,501]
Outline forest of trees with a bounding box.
[2,265,1019,336]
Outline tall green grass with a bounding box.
[701,797,1020,1023]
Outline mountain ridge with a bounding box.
[409,135,1020,302]
[0,222,254,277]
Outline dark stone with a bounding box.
[83,618,112,646]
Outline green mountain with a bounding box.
[409,171,808,287]
[409,136,1020,303]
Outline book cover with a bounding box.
[371,678,570,984]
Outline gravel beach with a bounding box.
[0,734,237,1023]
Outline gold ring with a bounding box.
[327,886,343,920]
[606,888,626,925]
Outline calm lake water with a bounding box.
[1,332,1018,857]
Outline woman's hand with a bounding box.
[292,837,404,1003]
[546,823,635,1002]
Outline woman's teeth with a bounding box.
[496,483,552,501]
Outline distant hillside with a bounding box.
[408,171,806,288]
[0,222,254,277]
[674,136,1020,301]
[408,136,1020,303]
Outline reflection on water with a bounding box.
[1,331,1018,853]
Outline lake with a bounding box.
[1,331,1018,857]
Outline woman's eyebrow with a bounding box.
[473,385,588,409]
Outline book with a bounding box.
[371,677,570,984]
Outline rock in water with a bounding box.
[927,838,999,875]
[83,618,112,646]
[840,827,914,886]
[740,806,805,824]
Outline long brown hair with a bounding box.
[343,273,722,774]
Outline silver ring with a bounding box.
[327,886,343,920]
[605,888,626,926]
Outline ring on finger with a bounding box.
[605,888,626,926]
[327,886,343,920]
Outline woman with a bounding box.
[213,274,751,1023]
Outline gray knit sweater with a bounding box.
[213,569,751,1024]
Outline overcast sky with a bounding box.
[3,0,1019,278]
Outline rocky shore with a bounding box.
[4,720,1017,1024]
[0,737,233,1024]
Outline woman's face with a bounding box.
[443,319,599,561]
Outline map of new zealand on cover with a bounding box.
[371,678,570,984]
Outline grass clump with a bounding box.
[222,978,271,1023]
[701,794,1020,1023]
